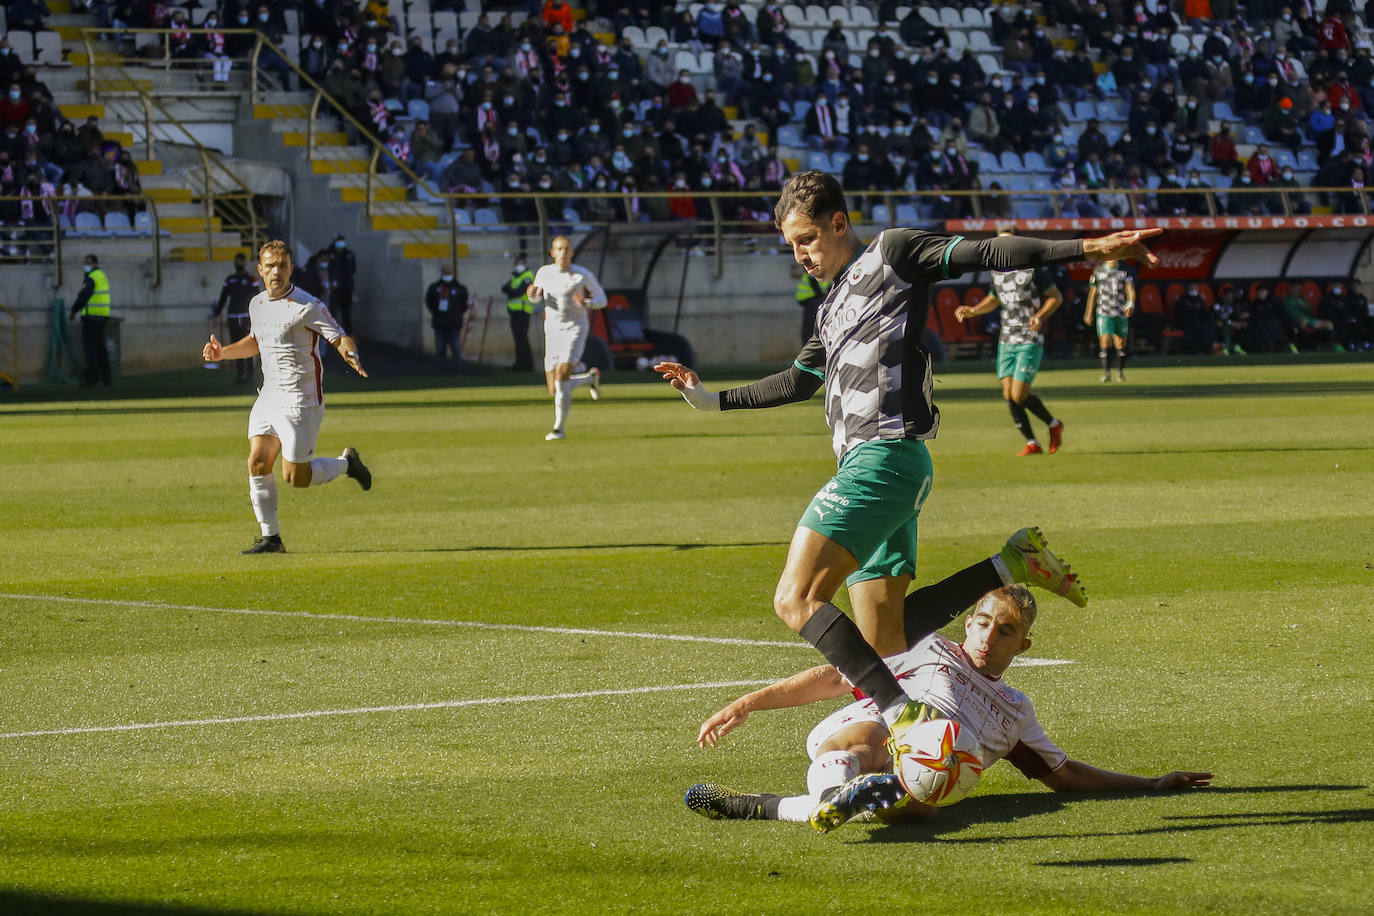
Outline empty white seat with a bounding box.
[33,30,63,65]
[939,7,962,27]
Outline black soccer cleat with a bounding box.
[241,534,286,555]
[809,773,908,833]
[684,783,778,821]
[343,447,371,491]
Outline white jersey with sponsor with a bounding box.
[249,284,345,408]
[888,632,1066,774]
[532,262,608,329]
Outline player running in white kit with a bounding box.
[201,240,373,554]
[686,586,1211,830]
[526,235,607,440]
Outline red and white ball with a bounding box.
[890,717,985,806]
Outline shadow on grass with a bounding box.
[1037,856,1193,867]
[0,890,268,916]
[317,540,787,555]
[862,784,1371,845]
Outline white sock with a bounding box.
[553,380,571,430]
[807,750,861,796]
[880,702,908,727]
[775,794,819,823]
[308,456,347,486]
[568,370,595,389]
[991,553,1015,586]
[248,474,279,537]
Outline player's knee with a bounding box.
[772,588,812,632]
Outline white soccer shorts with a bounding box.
[543,314,588,372]
[248,398,325,464]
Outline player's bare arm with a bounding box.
[1125,280,1136,316]
[1030,287,1063,332]
[955,294,998,323]
[1038,758,1213,793]
[698,665,849,748]
[333,334,368,377]
[202,332,259,362]
[1083,286,1098,325]
[1081,228,1164,266]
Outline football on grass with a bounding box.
[890,717,985,806]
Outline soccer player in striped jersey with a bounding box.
[1083,259,1135,382]
[201,240,372,554]
[657,171,1160,754]
[685,585,1213,829]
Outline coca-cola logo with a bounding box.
[1154,246,1211,269]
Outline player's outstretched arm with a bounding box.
[1082,228,1164,267]
[1039,758,1213,793]
[333,334,368,377]
[655,360,720,410]
[697,664,849,748]
[202,332,259,362]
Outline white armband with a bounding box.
[681,381,721,411]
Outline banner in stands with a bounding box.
[944,215,1374,231]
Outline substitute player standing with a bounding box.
[527,235,607,440]
[656,171,1159,756]
[1083,259,1134,382]
[956,229,1068,456]
[201,240,373,554]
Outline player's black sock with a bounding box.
[1022,393,1054,425]
[1099,348,1110,374]
[798,603,905,711]
[903,558,1004,647]
[1007,400,1035,441]
[1115,348,1128,372]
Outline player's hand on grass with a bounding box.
[1083,228,1164,267]
[1153,771,1214,791]
[697,703,749,748]
[203,334,222,362]
[654,361,699,390]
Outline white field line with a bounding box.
[0,681,778,740]
[0,593,1074,666]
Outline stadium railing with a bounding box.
[0,193,166,285]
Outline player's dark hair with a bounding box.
[773,170,848,229]
[258,239,292,265]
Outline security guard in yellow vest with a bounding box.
[796,273,831,344]
[502,256,536,372]
[69,253,113,386]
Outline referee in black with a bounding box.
[211,252,260,384]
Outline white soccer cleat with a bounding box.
[545,429,565,441]
[588,366,602,400]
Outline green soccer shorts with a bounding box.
[798,439,934,586]
[996,342,1043,384]
[1096,315,1130,339]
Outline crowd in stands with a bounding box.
[1167,277,1374,353]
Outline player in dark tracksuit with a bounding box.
[212,252,261,384]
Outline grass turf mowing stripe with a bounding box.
[0,680,780,740]
[0,592,1075,667]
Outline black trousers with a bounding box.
[80,315,111,386]
[227,314,253,382]
[508,308,533,370]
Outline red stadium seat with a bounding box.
[1138,284,1164,313]
[1274,280,1291,299]
[1300,281,1322,309]
[1165,283,1184,307]
[1198,283,1215,306]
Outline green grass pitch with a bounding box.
[1,359,1371,915]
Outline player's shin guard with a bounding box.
[1022,393,1054,425]
[248,474,279,537]
[1100,348,1110,374]
[903,559,1005,646]
[1007,399,1035,441]
[553,380,571,431]
[308,456,347,486]
[1115,348,1128,371]
[798,604,906,713]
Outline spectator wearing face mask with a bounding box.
[425,263,469,373]
[1269,164,1309,214]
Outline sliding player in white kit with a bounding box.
[526,235,607,440]
[686,586,1211,831]
[201,240,373,554]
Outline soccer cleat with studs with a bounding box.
[1047,419,1064,454]
[545,429,565,440]
[809,773,908,833]
[684,783,777,820]
[343,447,371,491]
[1016,441,1043,457]
[587,366,602,401]
[999,526,1088,608]
[241,534,285,555]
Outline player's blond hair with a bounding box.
[258,239,292,265]
[985,584,1037,633]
